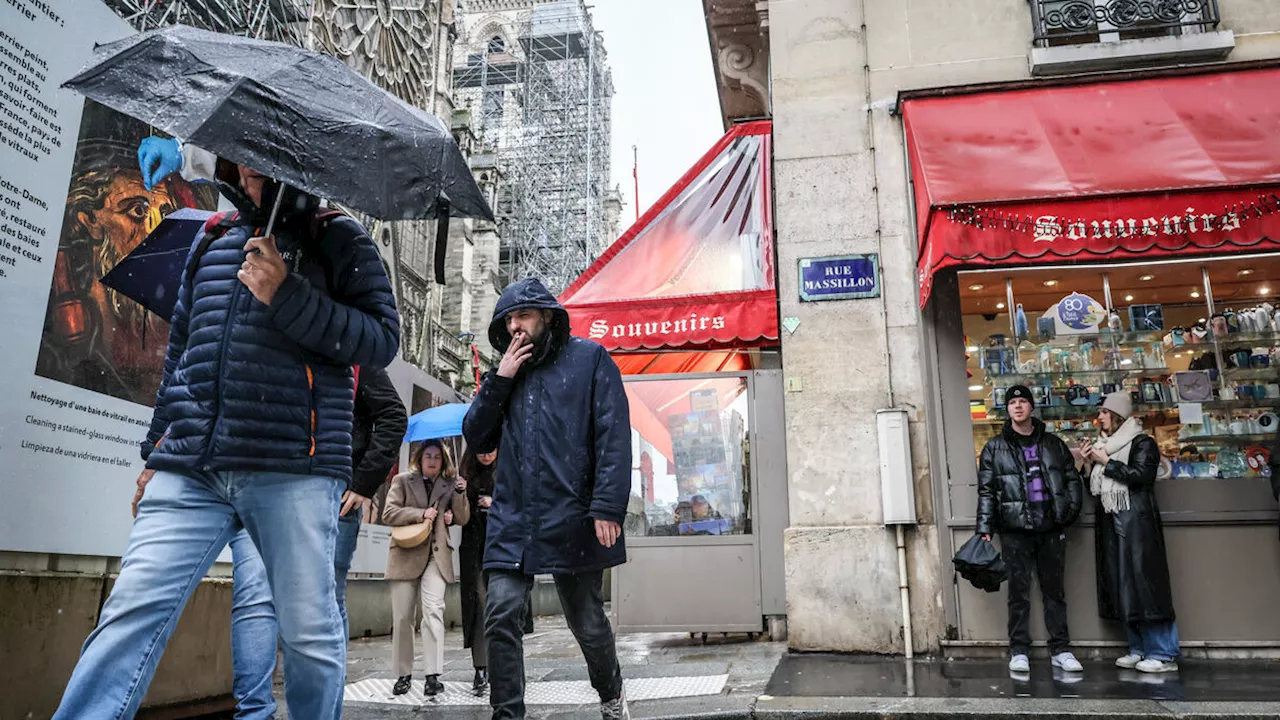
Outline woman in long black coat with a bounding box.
[459,446,498,694]
[1081,392,1179,674]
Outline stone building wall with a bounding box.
[766,0,1280,654]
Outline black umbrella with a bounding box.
[63,25,492,281]
[953,534,1008,593]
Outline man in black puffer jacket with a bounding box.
[976,385,1083,676]
[54,165,399,720]
[464,278,632,720]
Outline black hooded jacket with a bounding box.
[976,418,1083,535]
[462,278,632,574]
[349,366,407,498]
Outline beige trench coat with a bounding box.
[382,471,470,582]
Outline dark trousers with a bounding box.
[1002,530,1070,656]
[470,570,489,668]
[486,569,622,720]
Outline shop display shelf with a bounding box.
[987,403,1166,421]
[1177,433,1278,446]
[1223,367,1280,382]
[1198,398,1280,410]
[983,397,1280,422]
[987,368,1172,384]
[1023,331,1166,348]
[1210,331,1280,346]
[1167,475,1270,481]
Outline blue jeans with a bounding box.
[1128,620,1180,662]
[231,510,362,718]
[53,471,346,720]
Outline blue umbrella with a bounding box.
[405,403,471,443]
[100,208,214,322]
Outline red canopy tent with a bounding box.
[903,67,1280,308]
[559,120,778,464]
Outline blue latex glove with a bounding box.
[138,136,183,191]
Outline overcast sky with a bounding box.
[591,0,723,227]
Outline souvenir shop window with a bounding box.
[623,377,752,538]
[959,257,1279,480]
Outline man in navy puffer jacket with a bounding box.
[53,164,400,720]
[464,278,632,720]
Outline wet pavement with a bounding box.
[337,610,785,719]
[244,617,1280,718]
[755,654,1280,718]
[764,654,1280,702]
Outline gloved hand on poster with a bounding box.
[138,136,183,190]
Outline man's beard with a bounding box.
[96,233,150,332]
[516,319,556,378]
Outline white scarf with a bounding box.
[1090,416,1145,514]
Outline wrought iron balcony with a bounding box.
[1030,0,1221,46]
[432,321,471,366]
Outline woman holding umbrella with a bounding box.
[383,440,469,696]
[459,445,498,695]
[1079,392,1180,674]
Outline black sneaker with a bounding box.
[473,667,489,695]
[424,674,445,696]
[601,691,631,720]
[392,675,412,695]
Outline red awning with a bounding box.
[613,351,750,376]
[905,67,1280,307]
[560,121,778,351]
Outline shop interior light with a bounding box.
[968,284,984,291]
[996,302,1006,309]
[968,385,984,392]
[1190,291,1201,298]
[1121,358,1133,365]
[1262,286,1272,295]
[1198,318,1207,323]
[966,345,979,352]
[1239,269,1255,275]
[1124,294,1135,301]
[1139,274,1155,281]
[1042,280,1059,287]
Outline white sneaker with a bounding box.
[1135,658,1178,673]
[1052,651,1083,673]
[1008,654,1030,673]
[1115,653,1142,669]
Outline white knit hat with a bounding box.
[1101,391,1133,419]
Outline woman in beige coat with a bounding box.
[383,439,470,696]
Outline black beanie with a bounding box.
[1006,384,1034,407]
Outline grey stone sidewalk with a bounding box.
[264,621,1280,720]
[339,611,785,719]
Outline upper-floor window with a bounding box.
[488,35,506,54]
[1030,0,1221,47]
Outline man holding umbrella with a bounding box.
[56,25,492,720]
[53,160,401,719]
[132,140,413,717]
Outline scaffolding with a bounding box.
[103,0,314,45]
[454,0,613,294]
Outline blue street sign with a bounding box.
[798,254,881,302]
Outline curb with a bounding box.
[344,694,1280,719]
[750,696,1280,719]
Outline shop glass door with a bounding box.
[613,372,763,633]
